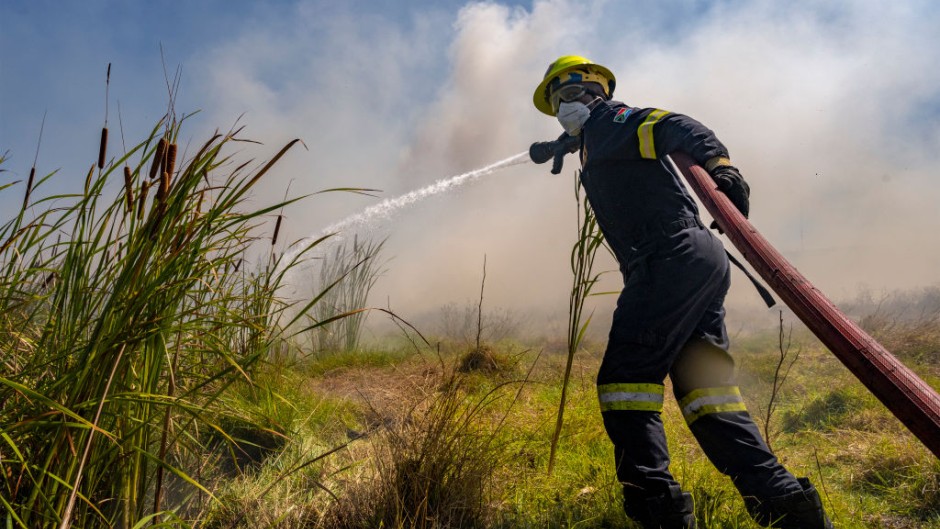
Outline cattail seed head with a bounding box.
[158,170,170,205]
[166,143,177,178]
[23,167,36,210]
[123,166,134,213]
[138,180,150,220]
[153,171,170,228]
[272,215,283,246]
[98,127,108,169]
[149,138,167,180]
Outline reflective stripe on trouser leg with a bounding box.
[598,383,665,412]
[678,386,746,425]
[677,385,802,499]
[599,383,677,497]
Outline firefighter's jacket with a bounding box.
[578,100,728,273]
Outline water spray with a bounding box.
[281,151,530,267]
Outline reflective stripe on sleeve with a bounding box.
[597,383,665,412]
[678,386,747,425]
[704,155,732,172]
[637,109,670,159]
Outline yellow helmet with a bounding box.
[533,55,616,116]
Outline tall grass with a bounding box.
[0,117,314,528]
[308,235,386,354]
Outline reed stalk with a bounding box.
[547,173,608,474]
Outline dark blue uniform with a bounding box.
[576,100,803,516]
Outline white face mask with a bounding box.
[556,101,592,136]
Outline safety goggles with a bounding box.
[548,83,587,114]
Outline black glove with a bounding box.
[529,132,580,174]
[709,165,750,232]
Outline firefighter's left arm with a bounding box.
[639,109,749,217]
[639,110,727,164]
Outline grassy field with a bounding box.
[198,317,939,529]
[1,113,937,528]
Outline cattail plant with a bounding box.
[0,116,320,529]
[97,64,110,170]
[23,112,46,211]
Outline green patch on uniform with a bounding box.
[613,108,631,123]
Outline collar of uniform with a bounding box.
[580,100,609,139]
[588,98,612,115]
[591,99,626,122]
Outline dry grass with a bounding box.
[457,344,514,375]
[317,361,520,529]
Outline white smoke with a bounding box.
[192,0,940,321]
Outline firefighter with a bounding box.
[531,56,832,529]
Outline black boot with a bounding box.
[623,484,696,529]
[744,477,833,528]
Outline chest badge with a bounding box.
[613,108,632,123]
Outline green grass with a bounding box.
[202,331,939,529]
[298,348,409,377]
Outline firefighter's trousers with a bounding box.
[597,222,802,507]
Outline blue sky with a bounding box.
[2,0,939,320]
[0,0,525,185]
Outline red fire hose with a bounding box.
[666,152,940,459]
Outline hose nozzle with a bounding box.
[529,141,556,165]
[529,133,580,174]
